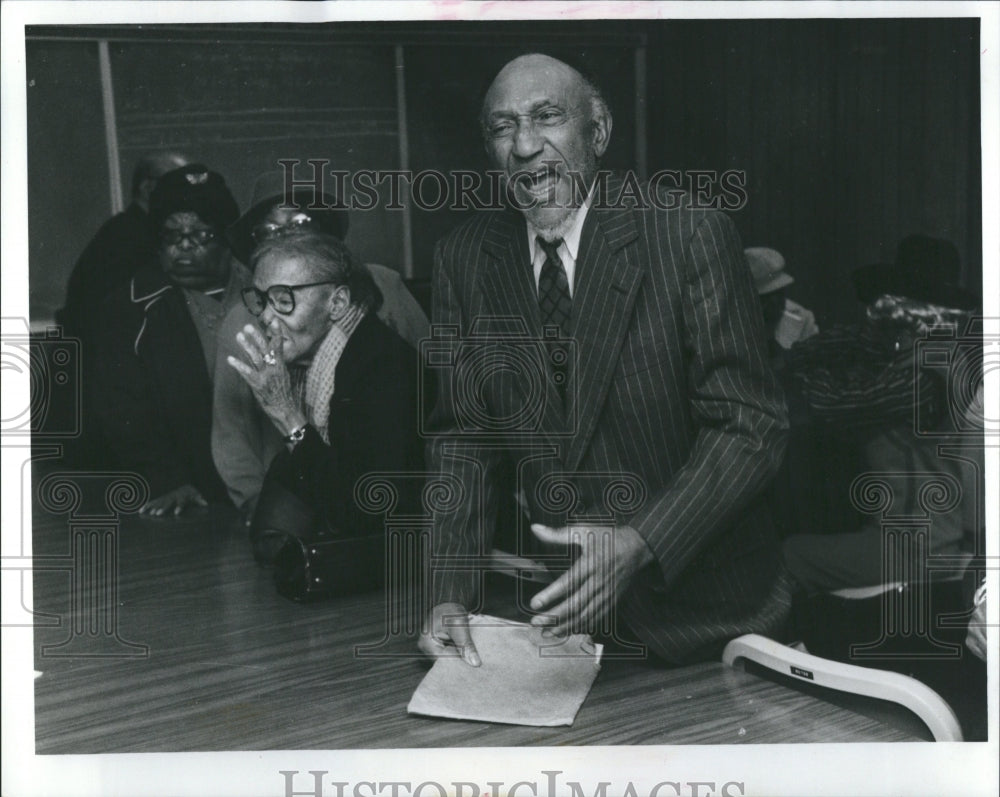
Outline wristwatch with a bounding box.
[284,424,307,447]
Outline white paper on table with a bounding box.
[408,614,603,727]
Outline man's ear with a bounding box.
[328,285,352,321]
[591,105,613,159]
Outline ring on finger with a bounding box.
[262,350,277,366]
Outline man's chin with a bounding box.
[522,205,575,237]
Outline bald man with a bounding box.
[58,151,190,338]
[420,54,788,667]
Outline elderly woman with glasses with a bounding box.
[90,164,249,515]
[226,232,423,578]
[211,169,429,517]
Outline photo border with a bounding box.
[2,2,997,796]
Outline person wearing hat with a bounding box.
[777,234,986,737]
[780,233,983,592]
[57,150,191,340]
[744,247,819,354]
[851,234,979,311]
[89,164,250,516]
[785,234,978,432]
[211,169,430,514]
[777,236,979,532]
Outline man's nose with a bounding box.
[511,121,544,160]
[176,234,197,251]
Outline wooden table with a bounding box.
[30,491,919,752]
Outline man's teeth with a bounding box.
[522,170,555,187]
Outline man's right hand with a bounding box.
[418,602,481,667]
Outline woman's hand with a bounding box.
[140,484,207,517]
[227,324,307,436]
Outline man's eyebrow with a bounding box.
[486,99,563,119]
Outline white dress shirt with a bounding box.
[526,190,594,299]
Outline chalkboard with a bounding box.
[110,40,405,271]
[26,40,109,326]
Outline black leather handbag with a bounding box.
[249,452,385,602]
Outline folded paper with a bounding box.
[408,614,603,726]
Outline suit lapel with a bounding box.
[564,190,642,472]
[480,209,539,332]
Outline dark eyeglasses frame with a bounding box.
[160,228,218,248]
[241,281,337,317]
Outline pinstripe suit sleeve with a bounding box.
[629,210,788,588]
[425,237,503,609]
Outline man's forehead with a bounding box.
[484,56,584,113]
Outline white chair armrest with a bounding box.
[722,633,963,741]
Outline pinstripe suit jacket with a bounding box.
[427,178,789,663]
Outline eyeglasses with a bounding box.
[251,214,317,246]
[160,228,217,248]
[241,281,337,316]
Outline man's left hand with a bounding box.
[529,523,655,637]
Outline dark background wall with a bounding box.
[647,18,982,326]
[25,19,981,328]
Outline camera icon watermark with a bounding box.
[1,318,81,440]
[914,315,996,437]
[420,316,578,439]
[2,317,145,657]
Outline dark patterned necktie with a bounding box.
[536,238,572,402]
[537,238,571,334]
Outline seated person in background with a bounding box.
[212,169,429,515]
[226,233,423,568]
[782,385,984,591]
[58,151,190,339]
[745,246,818,357]
[781,234,982,592]
[784,234,977,434]
[785,379,987,741]
[91,164,248,516]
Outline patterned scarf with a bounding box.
[866,293,970,336]
[303,304,366,443]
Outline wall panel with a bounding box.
[646,18,981,325]
[26,40,108,324]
